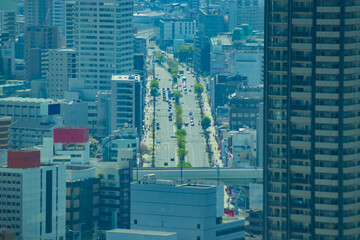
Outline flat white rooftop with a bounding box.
[107,229,177,236]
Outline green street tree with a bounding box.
[177,44,194,63]
[177,161,192,168]
[201,116,211,130]
[176,129,186,137]
[173,90,182,104]
[194,83,204,98]
[150,79,159,97]
[177,148,189,161]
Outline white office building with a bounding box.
[47,49,76,99]
[131,176,245,240]
[159,19,196,46]
[0,150,66,240]
[72,0,134,98]
[110,74,142,134]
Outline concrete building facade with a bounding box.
[47,49,76,99]
[0,150,66,240]
[131,176,245,240]
[264,1,360,239]
[73,0,134,96]
[110,74,142,134]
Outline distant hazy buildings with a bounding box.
[24,0,51,27]
[159,19,196,48]
[237,0,264,31]
[0,149,66,240]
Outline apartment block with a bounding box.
[264,1,360,239]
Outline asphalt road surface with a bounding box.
[151,60,207,167]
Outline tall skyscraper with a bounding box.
[73,0,134,98]
[264,1,360,239]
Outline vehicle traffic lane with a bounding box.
[154,65,178,167]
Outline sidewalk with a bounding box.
[142,72,155,167]
[200,80,222,167]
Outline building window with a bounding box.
[134,220,137,224]
[197,237,200,240]
[197,224,201,229]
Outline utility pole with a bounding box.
[152,95,156,167]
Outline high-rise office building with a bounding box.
[96,161,131,231]
[46,49,76,99]
[110,74,142,134]
[24,0,52,27]
[24,26,60,80]
[73,0,134,97]
[264,1,360,239]
[64,1,75,49]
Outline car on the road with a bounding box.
[192,75,195,77]
[169,112,173,116]
[187,71,191,74]
[156,126,160,130]
[189,112,193,115]
[170,157,175,161]
[184,122,189,126]
[190,121,194,126]
[164,162,168,166]
[168,109,171,112]
[189,89,192,92]
[169,117,172,121]
[156,123,160,126]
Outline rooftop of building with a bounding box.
[0,97,56,103]
[160,18,194,22]
[134,10,165,17]
[108,229,177,236]
[10,121,61,130]
[137,174,221,188]
[111,74,140,82]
